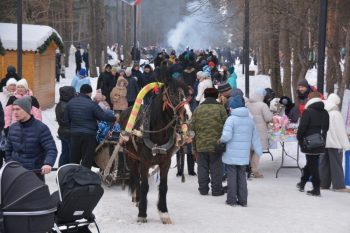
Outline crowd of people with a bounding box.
[0,45,349,207]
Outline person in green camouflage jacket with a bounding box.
[190,88,227,196]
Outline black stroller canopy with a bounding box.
[57,164,102,201]
[0,162,56,233]
[0,162,56,212]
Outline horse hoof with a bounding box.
[159,212,172,224]
[137,217,147,223]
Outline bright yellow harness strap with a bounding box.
[125,82,164,133]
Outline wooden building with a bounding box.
[0,23,63,109]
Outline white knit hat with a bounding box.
[125,67,132,74]
[6,78,17,87]
[16,79,28,89]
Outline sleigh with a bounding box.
[95,122,130,188]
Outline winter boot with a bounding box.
[296,182,306,192]
[306,189,321,196]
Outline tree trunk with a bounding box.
[341,21,350,98]
[280,11,292,98]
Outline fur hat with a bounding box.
[204,88,219,99]
[13,96,32,115]
[6,78,17,87]
[16,79,28,89]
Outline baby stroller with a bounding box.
[51,164,104,233]
[0,161,57,233]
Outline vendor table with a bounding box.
[269,133,302,178]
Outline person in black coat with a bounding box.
[297,93,329,196]
[64,84,116,169]
[5,97,57,181]
[0,65,21,92]
[75,46,82,74]
[83,50,89,76]
[125,68,140,107]
[279,96,299,123]
[132,64,144,89]
[55,86,76,167]
[97,64,115,108]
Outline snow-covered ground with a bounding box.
[42,55,350,233]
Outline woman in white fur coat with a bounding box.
[320,93,350,191]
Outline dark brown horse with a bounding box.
[118,67,191,224]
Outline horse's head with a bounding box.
[156,66,192,124]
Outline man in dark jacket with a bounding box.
[297,93,329,196]
[83,50,89,76]
[190,88,227,196]
[132,64,144,88]
[5,97,57,181]
[75,46,82,74]
[55,86,75,167]
[64,84,116,169]
[296,79,321,115]
[97,64,115,108]
[0,65,21,92]
[125,67,140,107]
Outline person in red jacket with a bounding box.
[296,79,321,116]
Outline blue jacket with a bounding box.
[219,107,262,165]
[227,72,237,89]
[71,75,91,93]
[64,94,116,136]
[5,116,57,170]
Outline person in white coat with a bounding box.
[246,88,273,178]
[320,93,350,191]
[0,78,17,110]
[195,71,213,104]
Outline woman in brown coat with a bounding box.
[110,76,128,114]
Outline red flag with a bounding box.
[121,0,142,5]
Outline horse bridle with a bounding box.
[163,87,192,115]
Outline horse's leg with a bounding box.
[158,158,172,224]
[125,152,140,204]
[137,164,149,223]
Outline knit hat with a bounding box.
[208,61,216,68]
[217,83,232,93]
[144,64,152,70]
[13,96,32,115]
[6,78,17,87]
[79,68,86,77]
[7,65,16,74]
[230,88,244,98]
[228,67,235,74]
[125,67,132,75]
[229,95,244,109]
[80,84,93,94]
[16,79,28,89]
[204,88,219,99]
[297,79,309,88]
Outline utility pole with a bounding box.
[133,4,137,63]
[17,0,22,78]
[244,0,250,98]
[317,0,328,94]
